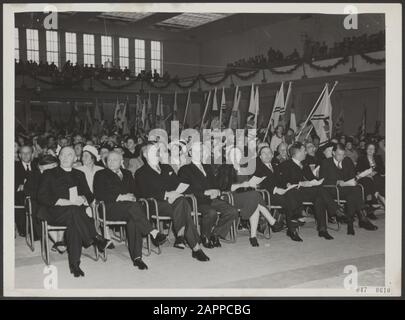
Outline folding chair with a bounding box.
[41,205,99,265]
[145,197,172,255]
[24,196,35,252]
[94,199,152,261]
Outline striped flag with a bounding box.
[246,83,258,129]
[228,86,241,129]
[309,84,332,144]
[358,107,367,138]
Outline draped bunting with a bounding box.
[24,53,383,91]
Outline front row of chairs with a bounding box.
[18,184,365,266]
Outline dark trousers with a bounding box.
[47,205,98,266]
[359,175,385,199]
[105,201,153,260]
[15,191,26,236]
[157,197,200,249]
[324,186,363,222]
[198,198,238,238]
[270,188,302,231]
[295,187,328,231]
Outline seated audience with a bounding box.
[135,143,210,262]
[178,142,238,248]
[356,142,385,208]
[38,146,110,277]
[217,146,284,247]
[255,146,304,241]
[93,151,167,270]
[319,143,378,233]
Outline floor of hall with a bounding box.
[13,210,385,291]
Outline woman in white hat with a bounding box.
[76,145,103,193]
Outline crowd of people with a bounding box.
[226,31,385,72]
[15,59,172,82]
[14,120,385,277]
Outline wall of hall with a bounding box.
[199,14,385,74]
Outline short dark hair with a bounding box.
[289,142,304,157]
[38,154,58,166]
[332,143,345,152]
[125,136,135,143]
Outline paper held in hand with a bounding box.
[249,176,266,186]
[175,183,190,194]
[69,187,78,202]
[358,168,373,178]
[310,178,324,186]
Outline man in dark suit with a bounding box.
[178,143,238,248]
[254,146,303,241]
[319,143,378,234]
[15,145,39,236]
[93,151,166,270]
[135,143,210,262]
[24,155,59,241]
[38,146,110,277]
[277,142,339,240]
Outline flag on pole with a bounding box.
[210,87,221,129]
[182,89,191,128]
[279,81,292,127]
[122,98,130,135]
[173,91,178,121]
[200,90,212,129]
[229,86,241,129]
[358,107,367,138]
[246,83,258,129]
[333,108,344,136]
[219,87,226,129]
[309,84,332,144]
[94,99,102,122]
[289,106,297,133]
[269,82,285,129]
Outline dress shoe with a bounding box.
[367,211,378,220]
[347,223,355,235]
[249,237,259,247]
[192,249,210,261]
[359,219,378,231]
[69,264,85,277]
[93,235,110,253]
[173,236,186,249]
[151,232,167,247]
[133,257,148,270]
[318,230,334,240]
[270,220,284,233]
[287,229,303,242]
[210,235,221,248]
[328,216,338,224]
[201,235,214,249]
[107,242,115,249]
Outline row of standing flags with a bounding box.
[63,80,375,145]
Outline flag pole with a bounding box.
[263,86,281,142]
[182,89,191,128]
[296,84,328,139]
[200,90,211,128]
[219,87,225,130]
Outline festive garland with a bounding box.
[307,56,349,72]
[360,53,385,65]
[20,53,383,91]
[267,61,303,74]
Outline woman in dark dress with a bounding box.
[356,142,385,208]
[217,147,283,247]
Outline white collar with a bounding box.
[61,166,72,172]
[292,158,302,167]
[333,158,340,167]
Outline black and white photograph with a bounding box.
[2,2,402,297]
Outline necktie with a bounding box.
[26,163,31,172]
[116,170,123,180]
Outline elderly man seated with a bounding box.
[38,146,110,277]
[93,151,167,270]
